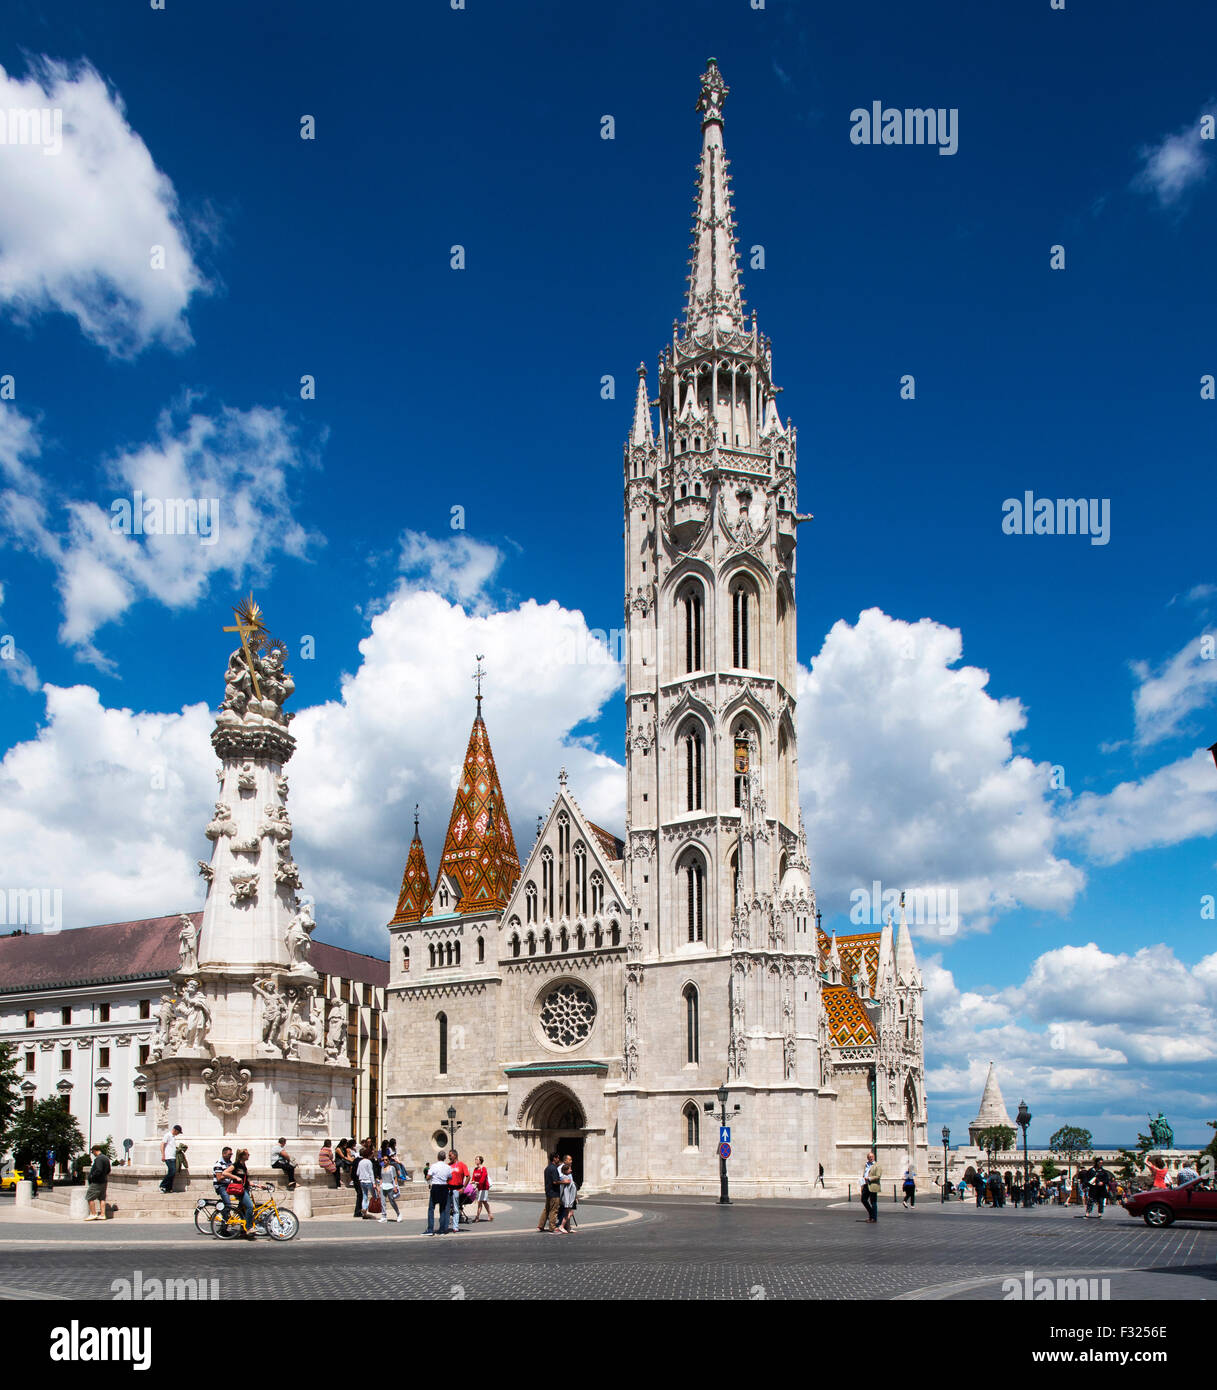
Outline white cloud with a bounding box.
[799,608,1085,933]
[1131,635,1217,747]
[1061,748,1217,864]
[398,529,502,605]
[0,401,319,668]
[0,58,208,356]
[0,580,39,692]
[1132,106,1214,208]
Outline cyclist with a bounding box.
[218,1148,257,1239]
[212,1146,234,1218]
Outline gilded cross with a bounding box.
[223,594,265,699]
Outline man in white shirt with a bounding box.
[425,1151,453,1235]
[159,1125,182,1194]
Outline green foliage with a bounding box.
[1039,1158,1060,1181]
[976,1125,1016,1162]
[2,1098,85,1171]
[0,1042,19,1136]
[1113,1149,1139,1185]
[1049,1124,1093,1182]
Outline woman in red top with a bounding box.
[472,1155,493,1222]
[1146,1155,1169,1189]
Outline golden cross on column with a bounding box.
[472,653,486,715]
[223,593,265,699]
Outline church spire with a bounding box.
[436,698,521,913]
[684,58,746,339]
[388,804,432,926]
[630,363,653,446]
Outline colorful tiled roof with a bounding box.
[818,927,880,994]
[388,825,432,926]
[587,821,625,862]
[436,711,521,913]
[823,984,877,1046]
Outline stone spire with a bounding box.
[894,892,918,982]
[826,928,842,986]
[436,701,521,912]
[969,1061,1014,1144]
[684,58,746,339]
[388,805,432,926]
[630,363,654,446]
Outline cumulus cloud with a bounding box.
[1131,634,1217,747]
[1060,748,1217,864]
[0,401,319,668]
[1132,105,1214,208]
[0,58,208,355]
[800,608,1085,933]
[0,580,39,692]
[398,529,502,605]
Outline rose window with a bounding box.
[539,982,596,1048]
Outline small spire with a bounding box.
[413,803,420,838]
[683,60,745,338]
[630,363,654,446]
[472,653,486,715]
[558,766,568,789]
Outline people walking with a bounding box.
[271,1137,297,1189]
[557,1159,578,1232]
[159,1124,182,1193]
[901,1162,916,1209]
[538,1152,565,1233]
[425,1151,453,1235]
[447,1149,470,1232]
[860,1151,880,1222]
[816,1163,825,1189]
[355,1146,377,1218]
[1088,1158,1112,1219]
[84,1144,110,1220]
[379,1160,402,1223]
[472,1155,494,1221]
[212,1146,234,1217]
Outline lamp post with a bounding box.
[704,1084,738,1205]
[442,1104,462,1150]
[941,1125,950,1203]
[1016,1100,1031,1205]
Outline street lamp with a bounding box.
[1016,1100,1031,1205]
[941,1125,950,1203]
[710,1084,735,1205]
[443,1104,462,1149]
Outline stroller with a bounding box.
[458,1180,478,1224]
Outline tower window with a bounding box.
[683,725,704,812]
[437,1012,448,1075]
[732,583,753,669]
[681,585,704,673]
[684,984,700,1064]
[680,854,705,943]
[683,1101,700,1150]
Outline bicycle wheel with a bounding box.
[213,1210,241,1239]
[194,1203,216,1235]
[263,1207,299,1241]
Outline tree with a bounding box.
[976,1124,1016,1167]
[0,1042,19,1137]
[1040,1157,1060,1181]
[1198,1121,1217,1179]
[1113,1149,1139,1187]
[1049,1125,1093,1188]
[2,1098,85,1176]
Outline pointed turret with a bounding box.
[877,905,895,989]
[684,58,745,338]
[435,701,521,913]
[969,1061,1014,1145]
[388,805,432,926]
[630,363,654,446]
[827,929,842,986]
[894,893,918,982]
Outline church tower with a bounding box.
[617,59,822,1194]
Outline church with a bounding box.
[382,60,929,1197]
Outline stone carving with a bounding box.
[197,860,214,884]
[324,1004,348,1063]
[260,805,292,841]
[237,763,257,793]
[298,1093,328,1127]
[114,1034,132,1046]
[177,914,199,973]
[149,993,178,1061]
[276,774,289,800]
[727,958,748,1079]
[285,986,322,1056]
[176,979,212,1051]
[623,962,642,1080]
[202,1056,252,1116]
[274,842,302,889]
[229,871,259,905]
[252,978,288,1055]
[221,648,255,718]
[783,1033,796,1080]
[205,802,236,840]
[38,1039,57,1051]
[627,831,655,861]
[538,981,596,1049]
[285,899,316,970]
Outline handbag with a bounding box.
[226,1181,244,1196]
[367,1189,382,1215]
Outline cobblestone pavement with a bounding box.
[1,1195,1213,1301]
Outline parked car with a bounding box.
[0,1168,46,1191]
[1121,1177,1217,1227]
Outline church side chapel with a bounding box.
[383,60,928,1195]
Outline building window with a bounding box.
[98,1003,110,1023]
[437,1013,448,1075]
[98,1048,110,1069]
[590,873,604,915]
[526,882,537,923]
[683,1102,700,1150]
[510,934,521,958]
[139,1000,151,1020]
[136,1091,147,1115]
[24,1052,35,1073]
[429,944,437,969]
[609,921,620,947]
[731,581,754,668]
[61,1007,71,1026]
[97,1093,109,1116]
[24,1010,34,1028]
[538,981,596,1049]
[477,936,485,964]
[402,943,410,973]
[23,1096,34,1114]
[680,584,704,672]
[138,1045,150,1067]
[684,984,700,1063]
[60,1050,71,1071]
[682,724,704,812]
[680,853,705,943]
[527,932,536,957]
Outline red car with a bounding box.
[1121,1177,1217,1228]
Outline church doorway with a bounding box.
[518,1083,588,1193]
[557,1136,585,1189]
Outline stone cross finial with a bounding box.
[472,654,486,713]
[697,57,728,125]
[558,766,568,789]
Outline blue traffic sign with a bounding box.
[719,1126,731,1144]
[718,1141,731,1160]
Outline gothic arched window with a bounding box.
[681,721,705,813]
[679,582,704,673]
[683,1101,700,1150]
[428,943,436,969]
[679,850,706,943]
[609,920,620,947]
[731,578,756,669]
[527,931,536,957]
[683,983,700,1064]
[526,882,537,924]
[437,1012,448,1075]
[510,934,520,959]
[402,943,410,973]
[477,936,485,964]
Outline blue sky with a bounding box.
[0,0,1214,1148]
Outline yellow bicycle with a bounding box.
[212,1183,299,1241]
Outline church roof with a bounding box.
[388,815,432,926]
[971,1061,1013,1131]
[435,707,521,913]
[818,927,880,994]
[823,985,876,1046]
[587,820,625,862]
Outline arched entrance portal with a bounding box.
[519,1084,588,1190]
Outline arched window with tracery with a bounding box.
[678,580,704,673]
[680,719,705,813]
[683,983,700,1063]
[731,576,757,669]
[678,850,706,943]
[526,882,537,924]
[683,1101,700,1150]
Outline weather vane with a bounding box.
[472,653,486,713]
[223,593,268,700]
